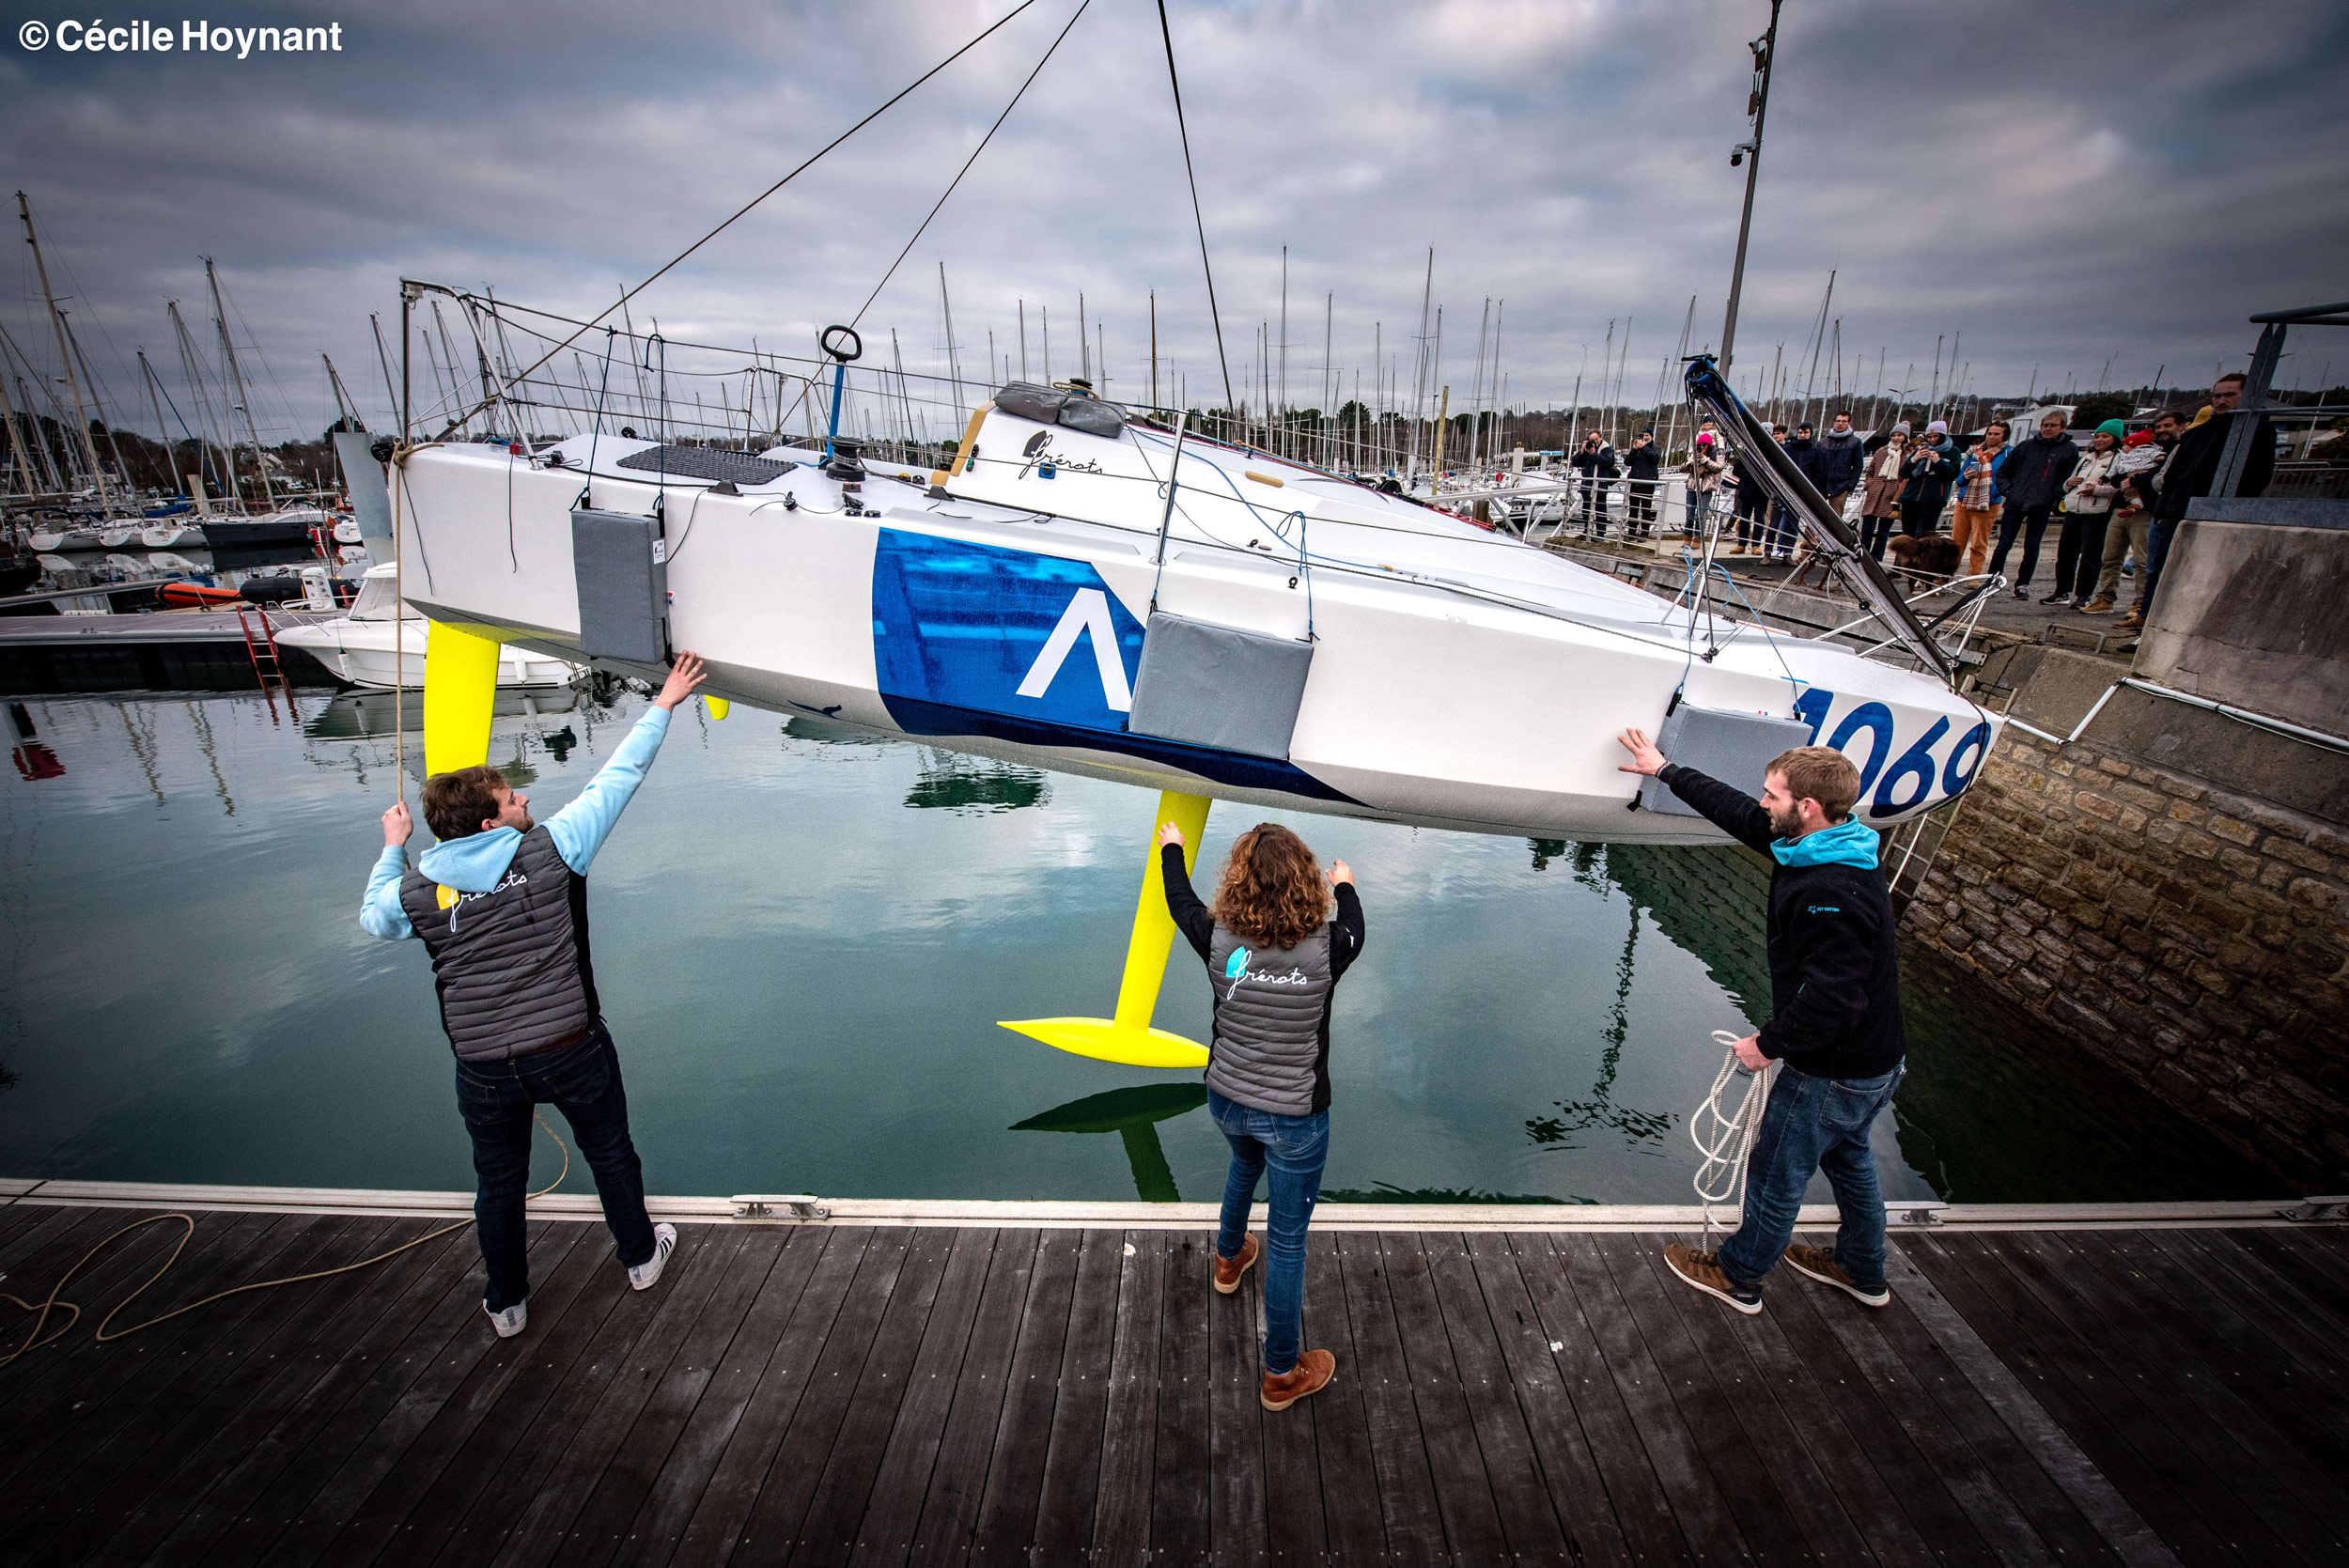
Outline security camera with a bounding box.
[1730,149,1744,167]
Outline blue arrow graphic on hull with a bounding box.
[870,529,1355,803]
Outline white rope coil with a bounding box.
[1691,1028,1778,1243]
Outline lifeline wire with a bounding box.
[1,1114,571,1367]
[431,0,1046,439]
[1691,1030,1778,1244]
[849,0,1093,333]
[1156,0,1236,415]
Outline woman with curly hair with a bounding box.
[1157,816,1365,1412]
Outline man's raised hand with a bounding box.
[383,800,412,847]
[1616,727,1668,777]
[655,651,708,711]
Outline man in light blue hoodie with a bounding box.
[363,652,706,1338]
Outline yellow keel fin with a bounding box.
[1001,789,1212,1069]
[422,619,501,775]
[705,695,730,720]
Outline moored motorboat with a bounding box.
[272,563,580,690]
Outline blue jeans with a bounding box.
[1719,1063,1904,1294]
[1684,488,1710,536]
[455,1020,656,1311]
[1208,1087,1328,1374]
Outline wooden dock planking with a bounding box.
[4,1208,2346,1567]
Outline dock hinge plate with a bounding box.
[731,1194,831,1221]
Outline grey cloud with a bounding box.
[2,0,2342,445]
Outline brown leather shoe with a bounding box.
[1261,1348,1336,1410]
[1782,1243,1891,1306]
[1212,1233,1259,1296]
[2081,598,2115,613]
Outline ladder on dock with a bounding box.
[235,605,296,720]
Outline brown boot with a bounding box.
[1261,1348,1336,1410]
[2081,598,2115,613]
[1212,1233,1259,1296]
[1781,1243,1890,1306]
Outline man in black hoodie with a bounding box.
[1987,411,2081,599]
[1616,730,1906,1314]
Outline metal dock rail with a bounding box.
[1,1182,2342,1565]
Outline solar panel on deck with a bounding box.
[613,445,796,485]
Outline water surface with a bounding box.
[0,686,2280,1206]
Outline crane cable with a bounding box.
[1156,0,1235,417]
[430,0,1048,440]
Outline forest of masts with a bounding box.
[14,231,2345,510]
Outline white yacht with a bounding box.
[274,562,580,691]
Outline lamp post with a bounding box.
[1718,0,1783,372]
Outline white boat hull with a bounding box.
[141,522,207,548]
[29,528,105,551]
[390,418,1996,846]
[274,616,579,691]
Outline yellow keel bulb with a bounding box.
[422,618,500,775]
[705,695,730,720]
[1001,789,1213,1070]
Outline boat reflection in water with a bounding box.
[302,683,583,740]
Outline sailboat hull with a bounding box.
[393,424,1997,846]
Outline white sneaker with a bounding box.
[629,1222,677,1291]
[484,1298,527,1338]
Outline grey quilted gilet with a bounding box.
[1205,921,1336,1117]
[399,826,599,1063]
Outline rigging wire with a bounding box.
[432,0,1046,437]
[1156,0,1235,415]
[849,0,1092,333]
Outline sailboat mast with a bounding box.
[938,263,964,423]
[1277,247,1288,460]
[17,191,112,508]
[207,258,273,509]
[0,354,30,499]
[61,311,135,490]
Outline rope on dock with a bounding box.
[0,1112,569,1366]
[1691,1029,1777,1243]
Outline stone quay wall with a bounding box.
[1902,728,2349,1188]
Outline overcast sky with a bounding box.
[3,0,2345,446]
